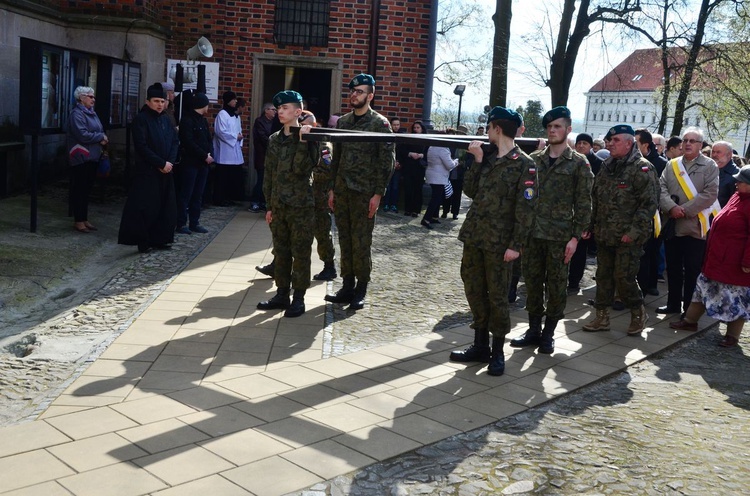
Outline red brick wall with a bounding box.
[59,0,164,25]
[164,0,431,125]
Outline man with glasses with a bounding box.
[325,73,395,311]
[657,127,719,317]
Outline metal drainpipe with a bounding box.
[368,0,381,82]
[421,0,438,129]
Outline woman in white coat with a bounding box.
[212,90,244,205]
[421,136,457,229]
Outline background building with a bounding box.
[0,0,433,196]
[583,47,750,154]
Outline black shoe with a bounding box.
[410,212,418,217]
[430,218,441,224]
[450,329,491,362]
[257,289,290,310]
[440,212,448,219]
[612,300,625,311]
[154,244,172,251]
[656,305,681,314]
[452,214,458,219]
[348,281,368,311]
[645,288,660,296]
[284,293,306,318]
[487,336,505,376]
[313,262,337,281]
[537,318,558,354]
[138,244,152,254]
[325,277,355,303]
[420,219,433,230]
[256,261,275,277]
[189,225,208,234]
[510,315,542,347]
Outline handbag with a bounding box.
[97,151,111,178]
[445,181,453,199]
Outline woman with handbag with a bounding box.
[67,86,108,233]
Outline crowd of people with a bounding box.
[68,79,749,377]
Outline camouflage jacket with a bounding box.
[458,145,534,253]
[528,145,594,242]
[263,130,319,209]
[330,108,395,196]
[591,144,659,246]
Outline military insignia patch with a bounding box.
[641,166,649,172]
[529,167,536,175]
[524,180,534,186]
[510,151,519,160]
[617,181,627,189]
[524,187,535,199]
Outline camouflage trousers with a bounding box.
[335,186,376,282]
[594,242,644,310]
[461,244,512,337]
[523,237,568,320]
[313,181,335,264]
[269,204,314,291]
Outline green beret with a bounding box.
[604,124,635,140]
[542,106,571,127]
[349,73,375,89]
[272,90,303,107]
[487,106,522,127]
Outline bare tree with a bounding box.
[434,0,491,89]
[489,0,513,107]
[523,1,642,107]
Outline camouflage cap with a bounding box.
[487,106,522,127]
[604,124,635,141]
[542,106,571,127]
[272,90,303,107]
[349,73,375,89]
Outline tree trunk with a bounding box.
[548,0,579,106]
[490,0,512,107]
[670,0,711,137]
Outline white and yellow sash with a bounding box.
[669,158,720,238]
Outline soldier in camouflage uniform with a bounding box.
[511,106,594,354]
[449,107,533,376]
[298,111,337,281]
[582,124,659,335]
[256,91,319,318]
[325,74,395,311]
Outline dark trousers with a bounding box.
[213,164,244,204]
[250,167,265,205]
[442,178,463,215]
[637,236,661,291]
[423,184,444,221]
[403,174,423,214]
[664,235,706,312]
[568,237,591,288]
[176,165,209,228]
[70,161,98,222]
[383,169,401,207]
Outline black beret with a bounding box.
[604,124,635,140]
[349,73,375,89]
[576,133,593,146]
[487,106,522,127]
[542,106,571,127]
[272,90,303,107]
[191,92,209,109]
[147,83,166,100]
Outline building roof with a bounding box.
[589,48,673,93]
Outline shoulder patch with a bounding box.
[641,166,650,172]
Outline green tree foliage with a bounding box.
[516,100,546,138]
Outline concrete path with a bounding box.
[0,213,714,496]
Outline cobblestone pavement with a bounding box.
[2,187,749,496]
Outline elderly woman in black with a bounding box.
[67,86,108,233]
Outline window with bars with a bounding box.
[274,0,331,48]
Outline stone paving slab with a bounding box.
[0,211,716,496]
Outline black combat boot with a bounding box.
[348,281,368,310]
[313,260,337,281]
[256,259,276,277]
[284,290,306,318]
[508,275,521,303]
[510,315,543,347]
[257,287,290,310]
[449,329,491,363]
[487,335,505,376]
[538,317,558,354]
[324,276,355,303]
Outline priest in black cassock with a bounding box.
[118,83,179,253]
